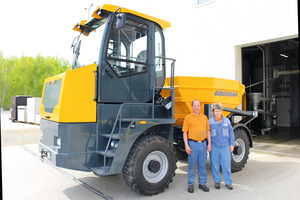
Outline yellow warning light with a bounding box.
[139,121,147,125]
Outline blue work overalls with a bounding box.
[209,116,235,185]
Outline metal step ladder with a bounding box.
[91,114,131,176]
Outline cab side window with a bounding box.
[154,25,165,88]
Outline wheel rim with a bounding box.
[143,151,168,183]
[232,138,245,162]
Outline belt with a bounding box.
[188,138,207,143]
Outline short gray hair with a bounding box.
[191,99,201,106]
[211,103,223,112]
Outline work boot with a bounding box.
[198,184,209,192]
[214,183,220,189]
[226,185,233,190]
[187,185,194,193]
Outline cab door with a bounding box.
[99,15,153,103]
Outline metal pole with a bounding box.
[257,45,266,116]
[85,4,94,20]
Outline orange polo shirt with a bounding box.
[182,113,210,141]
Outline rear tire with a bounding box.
[174,145,188,160]
[231,128,250,172]
[122,135,177,196]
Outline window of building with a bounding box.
[195,0,214,7]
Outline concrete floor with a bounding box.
[1,111,300,200]
[252,127,300,158]
[254,126,300,144]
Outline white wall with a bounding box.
[164,0,298,80]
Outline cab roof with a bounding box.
[101,4,171,29]
[73,4,171,34]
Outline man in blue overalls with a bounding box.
[209,103,235,190]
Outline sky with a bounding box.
[0,0,171,63]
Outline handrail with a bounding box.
[102,102,152,172]
[155,56,176,118]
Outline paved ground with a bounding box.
[1,111,300,200]
[1,111,41,146]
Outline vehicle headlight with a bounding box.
[55,137,61,147]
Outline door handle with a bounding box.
[105,69,113,78]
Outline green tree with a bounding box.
[0,52,17,109]
[0,52,71,110]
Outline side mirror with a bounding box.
[116,13,126,29]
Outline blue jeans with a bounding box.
[209,145,232,185]
[187,140,208,186]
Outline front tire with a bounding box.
[122,135,177,196]
[231,128,250,172]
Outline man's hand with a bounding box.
[185,145,192,155]
[230,145,234,153]
[183,131,192,155]
[207,144,211,152]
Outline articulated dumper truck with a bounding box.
[39,4,257,196]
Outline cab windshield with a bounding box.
[72,18,108,69]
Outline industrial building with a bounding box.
[154,0,299,134]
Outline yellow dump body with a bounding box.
[162,76,245,126]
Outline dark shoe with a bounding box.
[226,185,233,190]
[214,183,220,189]
[188,185,194,193]
[198,184,209,192]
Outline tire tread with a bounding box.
[122,135,177,196]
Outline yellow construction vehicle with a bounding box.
[39,4,257,195]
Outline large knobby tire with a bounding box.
[122,135,177,196]
[231,128,250,172]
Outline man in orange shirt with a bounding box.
[182,99,211,193]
